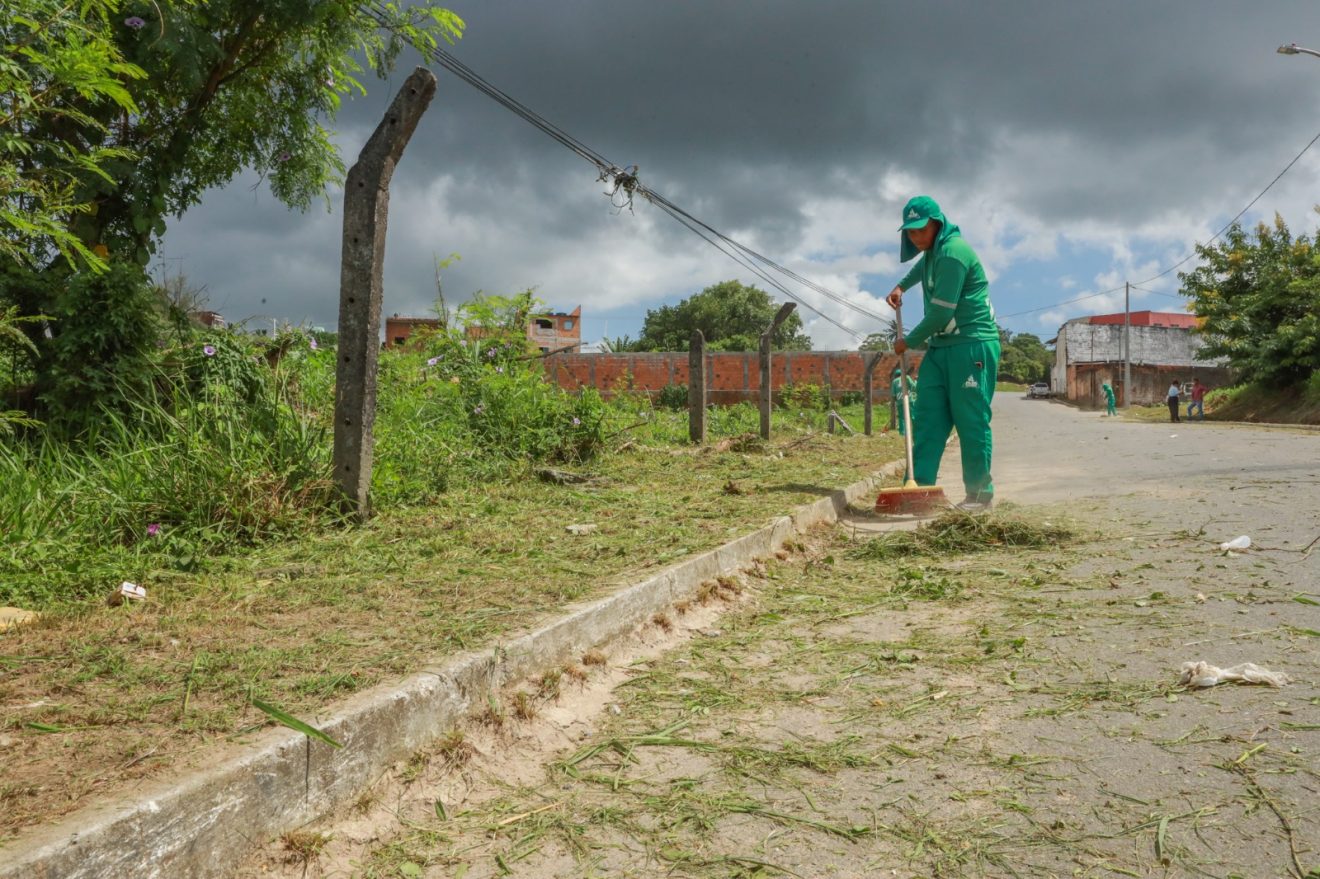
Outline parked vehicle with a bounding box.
[1029,382,1050,398]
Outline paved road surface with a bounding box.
[994,393,1320,543]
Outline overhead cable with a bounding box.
[364,8,888,338]
[1011,124,1320,319]
[1132,126,1320,286]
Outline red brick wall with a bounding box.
[542,351,919,404]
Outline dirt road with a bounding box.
[246,396,1320,879]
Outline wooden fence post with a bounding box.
[333,67,437,521]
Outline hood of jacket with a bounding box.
[900,199,962,263]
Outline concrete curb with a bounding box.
[1,471,888,879]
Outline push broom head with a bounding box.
[875,482,948,515]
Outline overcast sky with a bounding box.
[161,1,1320,349]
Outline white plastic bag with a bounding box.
[1178,660,1290,688]
[1219,535,1251,551]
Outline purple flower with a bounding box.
[202,345,216,357]
[486,348,496,358]
[473,404,485,415]
[427,356,440,366]
[308,337,318,350]
[124,16,146,29]
[147,523,161,537]
[276,151,292,163]
[572,417,581,426]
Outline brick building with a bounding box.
[386,306,582,352]
[383,315,442,348]
[1050,311,1231,407]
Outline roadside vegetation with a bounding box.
[1163,215,1320,426]
[0,281,900,839]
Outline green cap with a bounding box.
[898,195,941,231]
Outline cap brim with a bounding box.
[899,218,929,231]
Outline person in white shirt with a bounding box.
[1166,381,1181,423]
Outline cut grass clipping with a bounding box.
[251,698,343,748]
[851,510,1075,560]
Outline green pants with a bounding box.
[909,340,999,502]
[1105,399,1116,416]
[891,400,915,436]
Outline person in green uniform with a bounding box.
[887,196,1000,510]
[889,366,916,436]
[1102,381,1117,416]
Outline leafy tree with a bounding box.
[602,335,642,353]
[859,319,898,352]
[1179,216,1320,388]
[636,281,811,352]
[995,325,1051,383]
[2,0,462,428]
[2,0,144,270]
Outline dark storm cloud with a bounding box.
[162,1,1320,344]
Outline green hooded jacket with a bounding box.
[897,200,997,349]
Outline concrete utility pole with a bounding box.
[333,67,437,520]
[862,351,883,436]
[758,302,797,440]
[688,330,706,443]
[1123,281,1132,409]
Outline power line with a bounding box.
[364,9,888,338]
[998,285,1125,319]
[1009,125,1320,319]
[1128,283,1182,299]
[1133,126,1320,286]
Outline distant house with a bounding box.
[384,315,442,348]
[386,306,583,352]
[1050,311,1231,407]
[190,310,226,329]
[523,306,581,353]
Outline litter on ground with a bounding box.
[1178,660,1290,688]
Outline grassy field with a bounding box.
[0,408,901,841]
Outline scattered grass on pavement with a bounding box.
[347,506,1317,879]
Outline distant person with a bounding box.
[1102,381,1117,417]
[1167,380,1181,423]
[887,196,999,511]
[1188,379,1207,421]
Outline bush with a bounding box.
[39,264,165,434]
[656,383,689,410]
[0,289,623,603]
[838,390,865,407]
[780,382,829,412]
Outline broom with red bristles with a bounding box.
[875,303,947,515]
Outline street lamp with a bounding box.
[1278,43,1320,60]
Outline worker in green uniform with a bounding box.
[887,196,1000,511]
[889,366,916,436]
[1102,381,1117,416]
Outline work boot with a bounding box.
[955,496,993,512]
